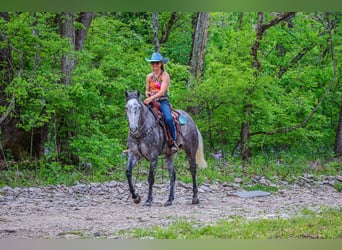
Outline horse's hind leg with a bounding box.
[164,155,176,206]
[189,158,199,204]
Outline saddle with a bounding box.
[148,101,185,145]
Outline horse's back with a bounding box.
[176,110,199,149]
[176,110,195,124]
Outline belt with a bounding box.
[156,96,168,101]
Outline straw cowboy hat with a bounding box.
[145,52,169,64]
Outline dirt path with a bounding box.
[0,177,341,239]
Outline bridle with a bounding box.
[126,96,158,143]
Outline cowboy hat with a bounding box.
[145,52,168,64]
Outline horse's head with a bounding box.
[125,91,143,134]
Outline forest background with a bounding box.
[0,12,341,188]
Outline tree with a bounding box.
[335,105,342,156]
[189,12,210,81]
[56,12,94,164]
[152,12,180,53]
[0,12,48,160]
[195,12,340,161]
[239,12,296,162]
[160,12,178,44]
[152,12,160,52]
[0,12,94,163]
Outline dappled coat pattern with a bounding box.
[125,91,207,206]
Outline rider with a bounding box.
[143,52,178,153]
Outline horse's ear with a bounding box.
[136,91,140,99]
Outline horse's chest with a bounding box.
[137,142,151,151]
[131,139,161,158]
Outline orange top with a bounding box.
[149,79,162,94]
[148,73,168,97]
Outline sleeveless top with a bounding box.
[149,71,169,100]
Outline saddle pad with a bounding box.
[178,115,187,125]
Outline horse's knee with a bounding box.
[126,169,132,178]
[190,165,197,175]
[171,170,176,182]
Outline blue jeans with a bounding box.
[159,99,176,142]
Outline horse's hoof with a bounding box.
[164,200,173,206]
[192,197,199,204]
[143,201,152,207]
[133,195,141,204]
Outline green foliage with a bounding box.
[188,12,341,158]
[161,12,195,65]
[0,12,341,187]
[0,12,67,132]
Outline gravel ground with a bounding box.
[0,175,341,239]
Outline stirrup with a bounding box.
[170,141,178,153]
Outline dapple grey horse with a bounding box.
[125,91,207,206]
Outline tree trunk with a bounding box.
[240,116,252,162]
[75,12,95,51]
[152,12,160,52]
[59,12,75,86]
[160,12,177,44]
[334,105,342,157]
[238,12,244,31]
[189,12,210,81]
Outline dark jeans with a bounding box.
[159,99,176,142]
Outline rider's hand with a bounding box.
[144,96,153,105]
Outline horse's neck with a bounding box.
[141,104,155,123]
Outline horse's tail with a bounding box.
[196,128,208,168]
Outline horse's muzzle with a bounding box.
[129,127,138,134]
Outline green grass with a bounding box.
[0,153,341,189]
[121,208,342,239]
[334,182,342,192]
[243,183,279,192]
[0,161,122,188]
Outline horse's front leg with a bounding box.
[126,155,141,204]
[164,154,176,206]
[144,158,158,207]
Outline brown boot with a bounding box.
[170,141,178,153]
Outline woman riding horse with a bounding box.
[143,52,178,153]
[125,90,207,206]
